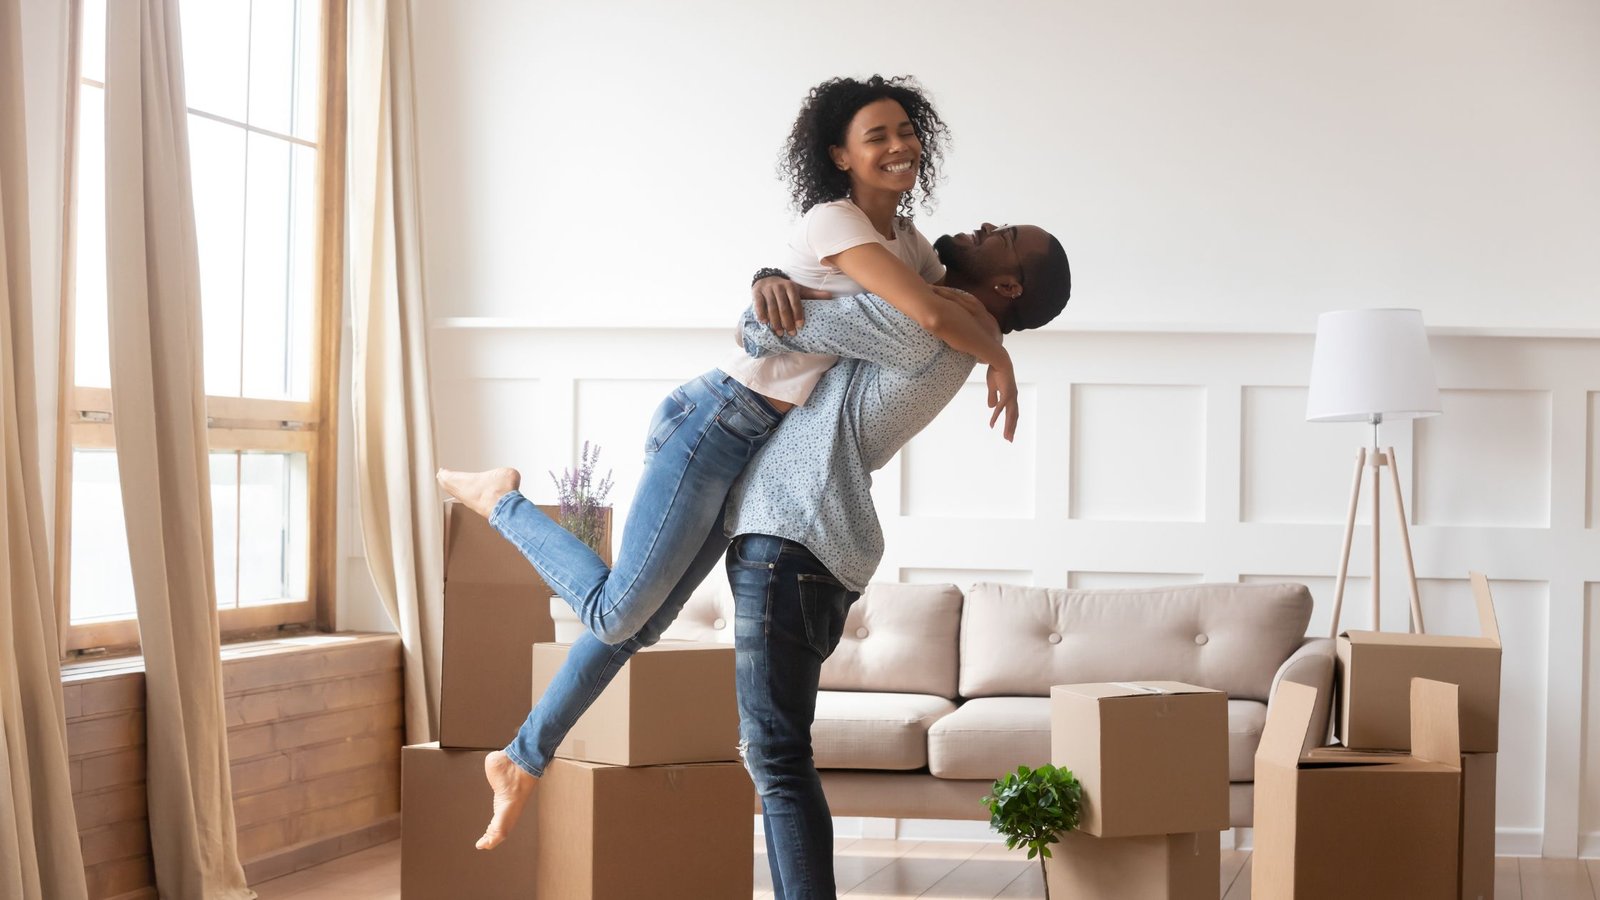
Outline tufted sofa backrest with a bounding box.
[817,583,964,699]
[958,582,1312,702]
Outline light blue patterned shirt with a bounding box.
[723,294,976,591]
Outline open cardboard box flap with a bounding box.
[444,499,552,587]
[1262,678,1462,769]
[1053,681,1221,701]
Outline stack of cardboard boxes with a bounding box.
[402,502,752,899]
[1254,572,1503,900]
[402,502,574,898]
[528,640,752,898]
[1047,682,1232,899]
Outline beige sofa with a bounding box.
[553,579,1334,827]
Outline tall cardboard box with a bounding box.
[1300,749,1496,900]
[440,500,610,749]
[531,640,738,766]
[1336,571,1501,753]
[1050,682,1229,837]
[1459,753,1496,900]
[535,758,753,899]
[401,742,537,899]
[1045,831,1219,900]
[1253,679,1462,900]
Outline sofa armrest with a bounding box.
[1268,637,1336,754]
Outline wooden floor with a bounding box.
[251,837,1600,899]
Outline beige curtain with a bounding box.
[349,0,445,745]
[103,1,253,896]
[0,0,90,896]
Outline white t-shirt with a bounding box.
[723,200,946,405]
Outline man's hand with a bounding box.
[752,276,830,336]
[986,362,1020,442]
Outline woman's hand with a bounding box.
[752,276,830,336]
[986,360,1020,442]
[931,286,1001,342]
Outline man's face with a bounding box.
[934,223,1054,328]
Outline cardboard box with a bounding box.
[1336,571,1502,753]
[1299,748,1495,900]
[1045,830,1219,900]
[401,742,537,899]
[440,500,610,749]
[531,640,738,766]
[535,758,753,899]
[1253,679,1462,900]
[1459,753,1496,900]
[1050,682,1230,838]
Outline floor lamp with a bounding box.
[1306,308,1442,637]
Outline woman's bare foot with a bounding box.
[437,467,521,519]
[476,750,537,850]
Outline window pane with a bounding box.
[81,0,107,84]
[241,135,317,400]
[189,114,247,397]
[72,85,109,389]
[211,451,240,610]
[238,452,309,605]
[248,0,324,140]
[69,450,137,623]
[179,0,249,122]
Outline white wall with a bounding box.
[410,0,1600,332]
[403,0,1600,858]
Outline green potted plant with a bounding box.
[981,763,1083,900]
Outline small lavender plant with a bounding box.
[550,441,614,553]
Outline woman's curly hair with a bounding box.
[780,75,951,218]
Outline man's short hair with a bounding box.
[1010,235,1071,331]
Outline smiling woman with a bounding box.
[56,0,345,657]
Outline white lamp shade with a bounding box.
[1306,308,1442,422]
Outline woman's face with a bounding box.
[830,98,921,198]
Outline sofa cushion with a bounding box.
[657,578,736,644]
[958,582,1312,702]
[813,691,957,771]
[1228,700,1267,782]
[928,697,1051,780]
[820,583,963,699]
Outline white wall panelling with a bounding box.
[1583,584,1600,855]
[1068,571,1204,591]
[900,568,1034,590]
[1070,384,1207,523]
[900,383,1039,519]
[414,324,1600,855]
[1588,393,1598,529]
[1242,386,1372,525]
[1415,390,1553,528]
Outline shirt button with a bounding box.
[1047,633,1062,645]
[713,618,727,630]
[1194,634,1209,646]
[855,627,869,639]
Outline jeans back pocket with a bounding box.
[644,389,695,454]
[796,573,855,659]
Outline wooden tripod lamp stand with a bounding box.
[1305,309,1442,637]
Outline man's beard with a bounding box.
[932,233,971,283]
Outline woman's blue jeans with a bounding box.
[487,370,783,777]
[726,533,860,900]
